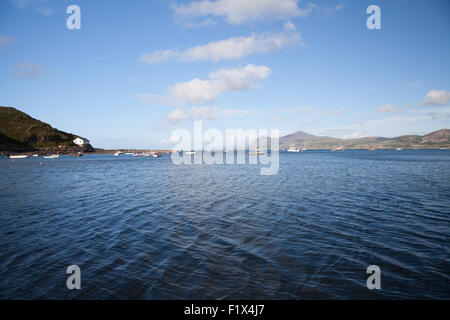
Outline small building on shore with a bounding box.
[73,137,90,147]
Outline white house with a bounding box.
[73,137,90,147]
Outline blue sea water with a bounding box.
[0,150,449,299]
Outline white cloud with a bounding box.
[283,21,296,31]
[166,106,257,122]
[208,64,271,90]
[140,49,178,64]
[135,93,178,106]
[141,64,271,105]
[185,17,218,28]
[0,35,14,46]
[312,106,450,138]
[169,78,221,104]
[8,0,56,15]
[377,104,402,113]
[12,63,46,79]
[422,89,450,106]
[140,30,300,64]
[8,0,30,9]
[35,7,54,15]
[325,3,344,15]
[172,0,314,24]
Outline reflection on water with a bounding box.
[0,150,449,299]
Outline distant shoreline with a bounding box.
[2,147,449,156]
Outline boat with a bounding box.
[287,149,300,152]
[114,151,123,156]
[32,154,39,157]
[249,151,266,156]
[249,148,266,156]
[301,148,307,151]
[124,152,135,155]
[152,152,162,158]
[10,155,28,159]
[185,151,196,155]
[44,155,59,159]
[331,147,345,151]
[396,148,402,151]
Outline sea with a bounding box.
[0,149,449,299]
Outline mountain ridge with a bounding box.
[279,129,450,149]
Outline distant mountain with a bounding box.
[0,106,93,152]
[280,130,343,149]
[279,129,450,149]
[420,129,450,144]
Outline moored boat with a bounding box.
[250,148,266,156]
[44,155,59,159]
[10,155,28,159]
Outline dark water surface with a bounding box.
[0,150,449,299]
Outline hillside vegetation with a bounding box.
[0,106,91,151]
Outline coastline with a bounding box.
[1,147,449,157]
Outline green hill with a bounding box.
[0,106,91,151]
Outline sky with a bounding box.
[0,0,449,149]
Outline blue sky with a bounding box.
[0,0,449,149]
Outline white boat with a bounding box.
[249,151,266,156]
[287,149,300,152]
[124,152,135,155]
[44,155,59,159]
[301,148,307,151]
[185,151,196,155]
[396,148,402,151]
[10,155,28,159]
[32,154,39,157]
[114,151,123,156]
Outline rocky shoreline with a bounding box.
[0,145,95,157]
